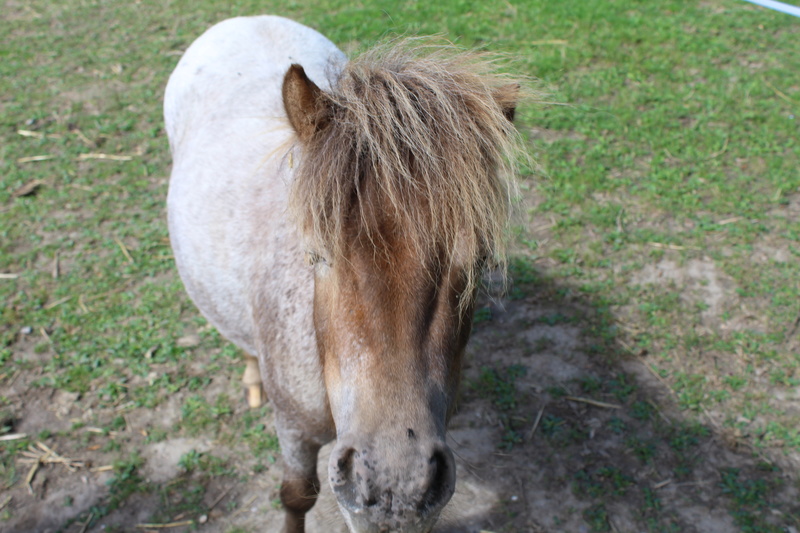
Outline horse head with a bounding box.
[282,43,522,532]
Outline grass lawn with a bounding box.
[2,0,799,531]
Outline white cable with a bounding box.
[741,0,800,18]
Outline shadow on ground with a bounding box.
[438,260,800,533]
[3,261,799,533]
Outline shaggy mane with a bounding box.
[290,39,529,297]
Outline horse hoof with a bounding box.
[246,384,264,409]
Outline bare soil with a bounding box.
[3,267,799,533]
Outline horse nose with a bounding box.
[417,448,454,513]
[329,438,456,528]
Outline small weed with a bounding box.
[573,470,604,498]
[596,466,633,496]
[508,256,539,299]
[178,449,232,476]
[109,416,126,432]
[500,428,524,450]
[579,376,603,394]
[643,487,661,513]
[762,421,800,448]
[708,389,731,403]
[723,375,747,391]
[153,480,206,523]
[673,373,707,411]
[144,427,168,444]
[583,503,611,532]
[102,454,148,516]
[769,368,800,387]
[242,423,280,458]
[546,386,569,399]
[668,422,709,452]
[539,414,585,445]
[470,364,529,450]
[539,312,571,326]
[508,256,539,285]
[151,450,235,523]
[178,449,202,472]
[473,307,493,324]
[574,466,633,499]
[471,365,527,411]
[539,414,565,437]
[626,436,656,463]
[607,417,626,434]
[101,439,122,452]
[187,375,212,391]
[98,380,129,405]
[180,394,233,435]
[630,401,654,421]
[239,406,280,458]
[607,373,636,402]
[719,468,781,531]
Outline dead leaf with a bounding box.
[17,155,54,164]
[12,180,44,198]
[176,334,201,348]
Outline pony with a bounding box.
[164,15,524,533]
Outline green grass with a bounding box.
[471,365,527,411]
[179,394,234,435]
[96,453,150,518]
[721,468,784,532]
[2,0,800,530]
[239,406,281,459]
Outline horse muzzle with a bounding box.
[328,435,456,533]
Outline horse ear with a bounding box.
[493,83,520,122]
[282,64,330,141]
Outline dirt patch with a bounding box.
[631,256,737,326]
[141,438,212,484]
[4,272,799,532]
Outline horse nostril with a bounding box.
[330,446,356,486]
[338,449,353,472]
[330,444,377,510]
[417,448,454,514]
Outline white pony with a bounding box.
[165,15,522,533]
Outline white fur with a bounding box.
[165,16,346,440]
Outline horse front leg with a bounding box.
[276,425,322,533]
[281,470,321,533]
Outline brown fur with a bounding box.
[288,39,529,303]
[281,475,321,533]
[280,37,533,532]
